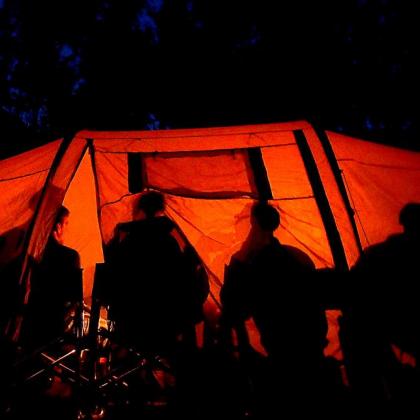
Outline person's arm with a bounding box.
[66,248,83,304]
[104,223,128,262]
[220,259,254,353]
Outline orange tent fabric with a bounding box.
[0,140,61,269]
[1,121,420,354]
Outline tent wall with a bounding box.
[64,150,104,300]
[26,137,88,265]
[6,122,418,291]
[81,122,342,301]
[7,136,88,317]
[260,143,333,267]
[0,140,62,269]
[327,131,420,254]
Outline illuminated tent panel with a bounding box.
[0,140,62,269]
[261,145,333,267]
[64,152,104,299]
[327,131,420,249]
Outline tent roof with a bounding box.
[78,120,310,139]
[3,120,419,278]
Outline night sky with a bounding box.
[1,0,419,157]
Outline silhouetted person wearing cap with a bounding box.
[221,202,327,416]
[20,205,82,349]
[108,191,208,355]
[341,202,420,408]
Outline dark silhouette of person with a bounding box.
[341,202,420,407]
[221,202,327,415]
[106,190,209,356]
[0,192,42,337]
[20,205,82,349]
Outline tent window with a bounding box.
[143,150,258,198]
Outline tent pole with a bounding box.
[87,139,106,249]
[311,125,364,255]
[127,153,145,193]
[294,130,349,272]
[247,148,273,200]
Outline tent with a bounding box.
[1,120,420,353]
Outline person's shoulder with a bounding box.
[117,221,132,232]
[360,233,403,260]
[155,215,176,231]
[60,243,79,256]
[283,244,315,269]
[43,238,80,267]
[230,249,249,264]
[56,243,81,267]
[227,253,250,270]
[121,216,175,233]
[117,220,144,232]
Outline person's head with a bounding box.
[399,202,420,238]
[251,201,280,233]
[137,191,165,219]
[52,205,70,244]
